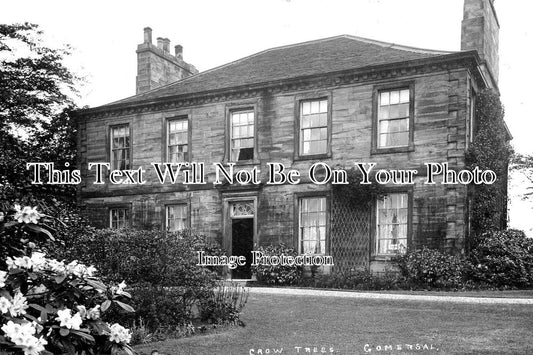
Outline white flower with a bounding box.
[1,320,47,355]
[85,265,97,277]
[29,252,46,271]
[14,204,41,223]
[14,205,41,224]
[0,270,7,288]
[65,260,96,278]
[0,296,11,314]
[116,280,127,294]
[8,256,33,270]
[108,323,131,344]
[70,312,83,330]
[55,308,82,330]
[87,305,101,320]
[77,305,87,319]
[20,336,47,355]
[9,291,29,317]
[45,259,66,274]
[56,308,72,326]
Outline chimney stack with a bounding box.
[143,27,152,44]
[156,37,164,50]
[461,0,499,85]
[175,45,183,59]
[136,27,199,95]
[162,38,170,53]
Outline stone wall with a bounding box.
[79,67,472,268]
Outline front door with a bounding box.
[229,201,255,279]
[231,218,253,279]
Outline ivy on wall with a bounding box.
[332,168,387,207]
[466,89,513,243]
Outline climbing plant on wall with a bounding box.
[466,89,513,242]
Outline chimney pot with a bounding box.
[162,38,170,53]
[175,45,183,59]
[143,27,152,44]
[157,37,164,50]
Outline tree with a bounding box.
[0,23,81,202]
[510,153,533,200]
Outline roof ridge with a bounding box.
[107,34,455,106]
[340,34,454,55]
[112,35,352,104]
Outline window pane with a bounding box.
[300,99,328,155]
[319,100,328,113]
[299,197,326,254]
[310,101,320,114]
[302,101,311,115]
[167,205,187,231]
[378,106,390,120]
[377,89,410,148]
[390,90,400,104]
[377,193,408,255]
[231,110,254,161]
[110,208,129,229]
[380,92,389,106]
[400,89,410,103]
[302,116,310,128]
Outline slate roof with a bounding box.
[106,35,455,107]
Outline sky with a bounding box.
[2,0,532,233]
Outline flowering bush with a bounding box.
[0,204,135,355]
[396,247,471,290]
[251,244,303,285]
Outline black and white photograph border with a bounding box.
[1,1,533,354]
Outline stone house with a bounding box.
[77,0,505,278]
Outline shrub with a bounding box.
[198,282,249,325]
[251,244,303,285]
[468,229,533,288]
[0,203,135,355]
[301,268,403,290]
[67,228,232,332]
[397,247,470,290]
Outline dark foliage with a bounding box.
[396,247,471,290]
[250,244,303,285]
[332,167,387,207]
[468,229,533,288]
[0,23,80,202]
[65,228,243,332]
[300,268,403,291]
[198,282,249,325]
[466,89,513,239]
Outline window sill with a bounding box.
[371,145,414,155]
[227,160,260,166]
[371,254,405,261]
[294,153,331,161]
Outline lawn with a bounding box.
[134,292,533,355]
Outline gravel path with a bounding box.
[249,287,533,304]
